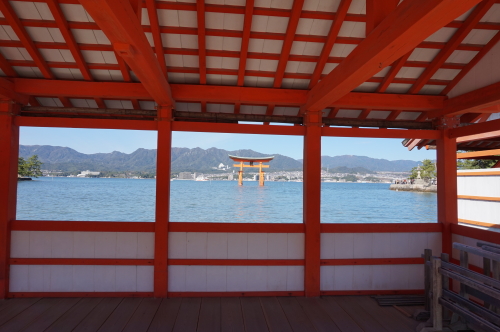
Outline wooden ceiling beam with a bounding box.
[273,0,305,88]
[12,79,445,110]
[457,149,500,159]
[450,118,500,138]
[302,0,481,113]
[146,0,168,78]
[408,0,495,94]
[0,78,29,104]
[0,17,489,52]
[237,0,255,86]
[429,81,500,118]
[46,0,92,81]
[308,0,351,89]
[196,0,207,84]
[365,0,398,36]
[0,52,18,78]
[78,0,174,107]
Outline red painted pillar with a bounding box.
[154,106,172,297]
[436,127,458,256]
[0,101,20,298]
[303,110,322,297]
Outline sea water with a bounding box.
[17,177,437,223]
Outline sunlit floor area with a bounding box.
[0,296,421,332]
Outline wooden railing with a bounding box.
[424,243,500,332]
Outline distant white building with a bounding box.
[77,170,100,177]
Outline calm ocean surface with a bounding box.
[17,177,437,223]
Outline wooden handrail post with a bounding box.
[432,257,443,330]
[459,250,469,299]
[424,249,432,311]
[441,253,450,320]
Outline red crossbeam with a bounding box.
[302,0,481,113]
[273,0,305,88]
[79,0,174,107]
[308,0,352,89]
[237,0,255,86]
[197,0,207,84]
[146,0,168,77]
[408,0,496,94]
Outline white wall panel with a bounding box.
[458,199,500,225]
[9,265,153,292]
[228,233,248,259]
[169,232,304,260]
[186,233,208,259]
[320,265,424,291]
[168,265,304,292]
[320,232,442,259]
[458,174,500,197]
[207,266,227,292]
[248,234,268,259]
[11,231,154,259]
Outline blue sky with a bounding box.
[20,127,436,161]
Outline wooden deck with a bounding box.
[0,296,422,332]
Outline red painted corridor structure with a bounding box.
[1,0,500,299]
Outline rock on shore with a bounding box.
[389,184,436,193]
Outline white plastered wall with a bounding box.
[320,232,442,291]
[168,232,305,292]
[9,231,155,293]
[457,171,500,225]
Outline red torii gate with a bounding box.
[229,155,274,186]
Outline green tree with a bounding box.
[18,157,28,177]
[457,151,497,169]
[18,155,43,178]
[409,159,436,180]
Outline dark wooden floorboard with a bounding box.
[277,297,316,332]
[0,300,15,314]
[147,298,182,332]
[122,298,162,332]
[197,297,221,332]
[220,298,244,332]
[240,297,269,332]
[0,298,61,332]
[21,297,80,332]
[0,298,40,327]
[333,296,390,332]
[318,297,364,332]
[97,297,142,332]
[356,297,418,332]
[172,298,201,332]
[0,295,422,332]
[259,297,293,332]
[72,297,123,332]
[45,298,103,332]
[296,297,342,332]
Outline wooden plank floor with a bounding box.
[0,296,422,332]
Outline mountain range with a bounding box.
[19,145,420,173]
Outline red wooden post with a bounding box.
[154,106,172,297]
[0,101,20,298]
[303,109,322,297]
[436,121,458,256]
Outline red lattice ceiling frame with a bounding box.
[0,0,499,123]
